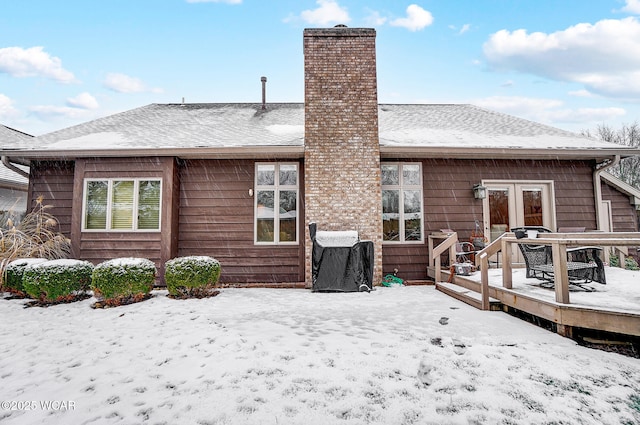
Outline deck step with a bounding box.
[436,281,502,311]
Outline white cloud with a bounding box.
[298,0,350,26]
[622,0,640,14]
[66,92,99,110]
[28,105,93,120]
[500,80,514,87]
[483,17,640,99]
[103,73,163,94]
[185,0,241,3]
[364,9,387,26]
[0,46,75,83]
[474,96,563,116]
[568,89,594,98]
[390,4,434,31]
[0,94,19,118]
[449,23,471,35]
[472,95,626,126]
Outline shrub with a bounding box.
[22,259,93,302]
[1,258,48,295]
[91,258,156,303]
[0,198,71,289]
[165,256,221,298]
[609,255,640,270]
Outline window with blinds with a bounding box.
[83,178,161,231]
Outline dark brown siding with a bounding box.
[601,181,639,232]
[29,161,74,237]
[69,158,178,282]
[178,159,305,284]
[382,158,598,281]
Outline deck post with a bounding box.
[552,243,570,304]
[556,324,573,338]
[480,252,489,310]
[502,238,512,289]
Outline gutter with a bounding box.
[593,155,620,231]
[1,156,30,179]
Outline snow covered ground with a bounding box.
[1,285,639,425]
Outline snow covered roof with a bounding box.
[0,124,33,149]
[0,163,28,187]
[0,125,31,187]
[2,103,639,161]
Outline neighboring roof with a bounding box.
[1,124,33,149]
[2,103,639,161]
[0,163,29,188]
[1,125,31,189]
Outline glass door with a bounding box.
[483,181,556,262]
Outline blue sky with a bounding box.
[1,0,640,136]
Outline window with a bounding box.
[381,163,423,243]
[255,163,298,244]
[83,179,161,231]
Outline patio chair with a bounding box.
[439,229,477,264]
[511,226,606,289]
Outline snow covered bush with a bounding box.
[1,258,48,296]
[164,256,221,298]
[0,197,71,290]
[91,258,156,304]
[22,259,93,302]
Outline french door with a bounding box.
[482,181,556,242]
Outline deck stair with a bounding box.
[435,281,502,311]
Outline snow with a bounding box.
[1,285,639,424]
[468,266,640,313]
[28,259,92,270]
[46,132,133,150]
[98,257,156,269]
[315,230,360,247]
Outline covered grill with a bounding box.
[309,223,374,292]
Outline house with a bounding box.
[0,125,31,225]
[2,27,639,286]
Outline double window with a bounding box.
[255,163,298,244]
[83,179,161,231]
[381,163,423,243]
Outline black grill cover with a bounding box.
[309,223,374,292]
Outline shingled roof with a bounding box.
[1,125,31,187]
[2,103,638,161]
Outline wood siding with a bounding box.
[601,181,639,232]
[178,159,305,284]
[28,161,75,237]
[382,159,598,281]
[29,156,605,285]
[70,157,178,282]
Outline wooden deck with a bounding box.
[428,231,640,338]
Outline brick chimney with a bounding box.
[303,26,383,287]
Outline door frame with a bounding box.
[481,179,557,240]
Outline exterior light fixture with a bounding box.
[473,184,487,200]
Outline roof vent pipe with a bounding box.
[261,76,267,110]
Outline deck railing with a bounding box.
[500,233,640,304]
[427,231,458,283]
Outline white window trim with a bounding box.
[254,162,299,245]
[382,162,424,244]
[81,178,162,232]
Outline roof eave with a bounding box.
[380,146,640,161]
[1,146,306,162]
[3,145,639,163]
